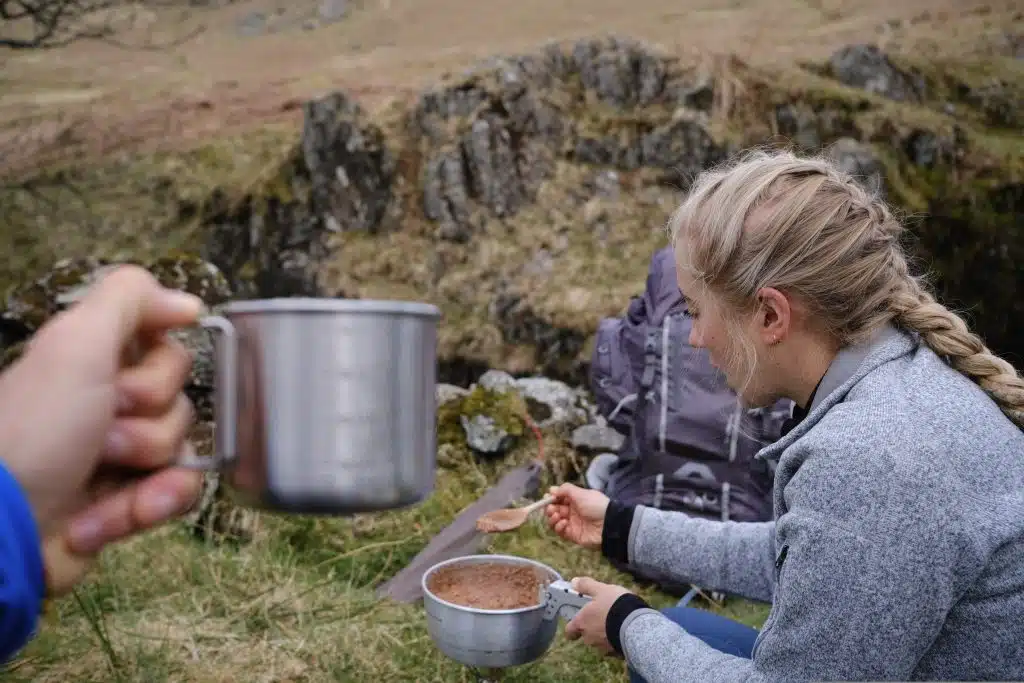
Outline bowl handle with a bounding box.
[541,580,593,622]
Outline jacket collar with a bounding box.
[757,323,915,461]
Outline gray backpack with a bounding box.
[590,247,793,588]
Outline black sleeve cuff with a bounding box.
[606,592,651,657]
[601,499,636,565]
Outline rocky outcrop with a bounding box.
[189,90,397,301]
[827,44,926,103]
[336,37,1022,377]
[3,36,1021,385]
[436,369,592,458]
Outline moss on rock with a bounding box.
[436,384,527,453]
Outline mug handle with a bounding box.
[175,314,238,470]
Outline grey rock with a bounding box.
[422,149,473,242]
[575,116,721,178]
[903,129,954,168]
[963,81,1022,129]
[436,383,469,405]
[419,88,562,241]
[477,369,517,393]
[513,376,589,430]
[415,36,705,241]
[301,91,395,234]
[639,117,723,175]
[460,414,517,455]
[668,72,715,111]
[827,138,886,196]
[203,192,327,299]
[571,422,626,454]
[828,44,924,103]
[774,104,825,150]
[488,290,588,377]
[570,36,667,108]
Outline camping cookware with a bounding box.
[178,297,442,515]
[422,554,592,669]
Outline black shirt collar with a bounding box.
[780,373,826,438]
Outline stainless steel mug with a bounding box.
[180,298,441,515]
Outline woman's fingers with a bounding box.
[66,459,203,554]
[116,334,193,416]
[102,393,194,468]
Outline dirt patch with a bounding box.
[427,562,547,610]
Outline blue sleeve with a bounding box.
[0,461,44,663]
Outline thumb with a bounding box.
[82,265,204,344]
[550,482,583,502]
[571,576,603,597]
[36,265,204,373]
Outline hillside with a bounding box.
[0,1,1022,681]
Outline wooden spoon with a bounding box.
[476,495,555,533]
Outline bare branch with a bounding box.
[0,0,201,50]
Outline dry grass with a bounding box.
[4,433,772,682]
[0,0,1017,177]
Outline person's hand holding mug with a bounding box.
[0,265,205,596]
[544,483,610,550]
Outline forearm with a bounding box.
[0,461,45,663]
[621,609,764,683]
[612,504,952,683]
[602,501,776,602]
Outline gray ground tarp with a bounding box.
[375,459,543,603]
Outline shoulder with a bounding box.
[783,345,1024,524]
[844,342,1023,457]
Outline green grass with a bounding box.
[4,441,769,682]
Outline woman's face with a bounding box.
[677,267,780,408]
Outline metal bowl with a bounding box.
[422,554,562,669]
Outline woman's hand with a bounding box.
[564,576,633,655]
[544,483,610,550]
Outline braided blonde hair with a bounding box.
[668,147,1024,427]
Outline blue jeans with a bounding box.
[627,607,759,683]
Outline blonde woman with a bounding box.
[545,148,1024,682]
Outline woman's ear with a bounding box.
[756,287,792,346]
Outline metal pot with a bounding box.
[422,554,592,669]
[179,298,441,515]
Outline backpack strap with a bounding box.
[639,326,660,390]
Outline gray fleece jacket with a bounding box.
[602,324,1024,682]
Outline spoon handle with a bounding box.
[521,494,555,514]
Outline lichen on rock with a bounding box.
[436,383,527,457]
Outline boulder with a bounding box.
[827,44,926,103]
[571,420,626,454]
